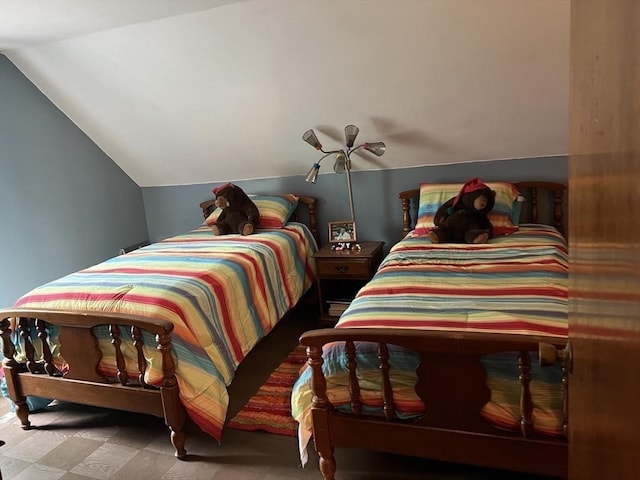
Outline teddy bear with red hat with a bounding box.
[210,183,260,236]
[428,178,496,244]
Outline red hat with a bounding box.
[452,178,488,207]
[212,182,233,195]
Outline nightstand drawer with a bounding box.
[316,258,371,278]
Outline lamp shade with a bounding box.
[333,151,347,174]
[305,163,320,183]
[302,129,323,150]
[344,125,360,149]
[364,142,386,156]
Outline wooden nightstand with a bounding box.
[313,241,385,324]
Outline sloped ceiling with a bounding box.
[1,0,570,187]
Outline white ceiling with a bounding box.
[1,0,571,187]
[0,0,240,50]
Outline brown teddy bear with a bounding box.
[428,178,496,244]
[210,183,260,236]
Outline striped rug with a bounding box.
[227,345,307,436]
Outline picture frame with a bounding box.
[328,221,357,245]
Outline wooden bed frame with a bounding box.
[299,182,570,479]
[0,195,318,459]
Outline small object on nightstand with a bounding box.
[332,242,358,251]
[312,241,384,324]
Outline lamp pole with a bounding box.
[344,151,356,224]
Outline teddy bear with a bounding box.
[210,183,260,236]
[428,178,496,244]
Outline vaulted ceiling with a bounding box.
[1,0,570,187]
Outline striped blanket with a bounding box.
[338,224,568,337]
[292,225,568,461]
[13,223,317,440]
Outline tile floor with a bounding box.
[0,303,560,479]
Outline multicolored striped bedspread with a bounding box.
[12,223,317,440]
[292,224,568,460]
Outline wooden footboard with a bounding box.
[0,308,187,459]
[299,328,570,479]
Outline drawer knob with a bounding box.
[335,265,350,273]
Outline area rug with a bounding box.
[227,345,307,436]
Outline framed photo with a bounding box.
[328,221,357,244]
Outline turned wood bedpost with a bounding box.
[0,318,15,364]
[345,341,362,416]
[157,330,187,459]
[378,343,396,421]
[304,197,319,244]
[518,350,534,437]
[540,340,571,439]
[307,345,336,480]
[401,196,412,236]
[132,326,148,387]
[35,319,55,376]
[18,318,36,373]
[529,187,540,224]
[110,324,129,385]
[552,188,565,236]
[0,317,31,429]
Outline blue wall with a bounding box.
[142,155,568,248]
[0,55,148,306]
[1,54,567,307]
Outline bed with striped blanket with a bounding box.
[294,182,570,479]
[0,196,318,459]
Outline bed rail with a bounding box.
[299,328,569,479]
[0,308,187,459]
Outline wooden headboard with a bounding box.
[398,181,567,237]
[198,195,319,244]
